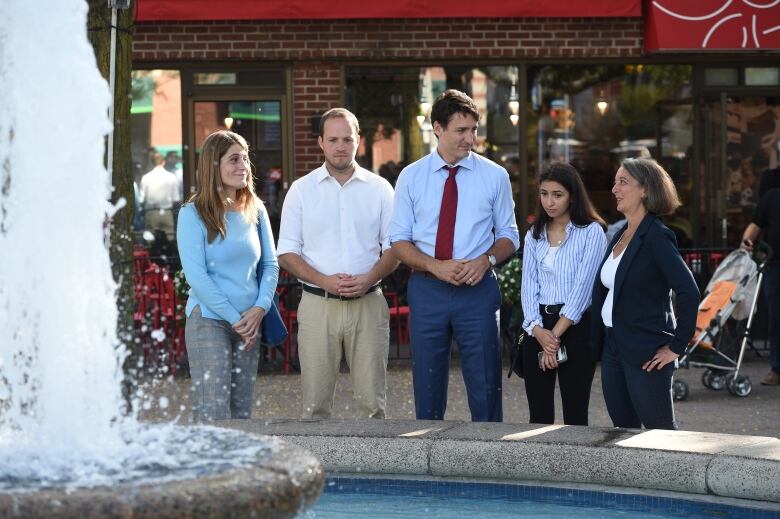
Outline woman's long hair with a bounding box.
[190,130,260,243]
[531,162,606,240]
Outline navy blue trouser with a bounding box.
[408,271,502,422]
[600,327,678,430]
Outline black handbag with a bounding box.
[507,331,528,379]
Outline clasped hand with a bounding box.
[232,306,266,350]
[432,257,489,286]
[533,326,560,371]
[320,273,376,298]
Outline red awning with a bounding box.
[645,0,780,51]
[137,0,642,21]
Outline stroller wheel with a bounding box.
[709,371,728,391]
[702,369,713,389]
[672,380,689,401]
[727,374,752,397]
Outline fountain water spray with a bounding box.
[0,2,322,514]
[0,0,130,468]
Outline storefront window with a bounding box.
[700,96,780,246]
[527,64,693,243]
[131,69,183,261]
[346,66,520,189]
[192,100,285,227]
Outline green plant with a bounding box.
[497,256,522,307]
[173,270,189,323]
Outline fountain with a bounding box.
[0,1,323,516]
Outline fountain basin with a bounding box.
[0,437,323,519]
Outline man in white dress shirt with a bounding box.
[140,150,180,239]
[277,108,398,419]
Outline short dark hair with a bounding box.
[318,107,360,137]
[621,158,681,216]
[532,162,606,240]
[430,89,479,129]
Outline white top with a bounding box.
[543,245,559,271]
[276,163,395,285]
[600,248,625,327]
[140,165,180,210]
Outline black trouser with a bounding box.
[523,306,596,425]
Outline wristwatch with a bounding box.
[485,253,497,267]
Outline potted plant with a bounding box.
[497,255,524,355]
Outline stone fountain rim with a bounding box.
[0,435,324,519]
[219,418,780,507]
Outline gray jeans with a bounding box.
[185,306,261,421]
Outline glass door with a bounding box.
[697,95,731,247]
[697,95,780,248]
[187,97,288,236]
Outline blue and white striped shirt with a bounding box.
[521,220,607,334]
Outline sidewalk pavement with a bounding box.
[138,352,779,438]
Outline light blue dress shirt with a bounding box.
[521,220,607,334]
[177,202,279,325]
[389,151,520,259]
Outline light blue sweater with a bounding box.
[177,202,279,325]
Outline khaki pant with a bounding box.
[297,289,389,419]
[144,208,175,240]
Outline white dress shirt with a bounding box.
[276,163,394,285]
[140,165,180,210]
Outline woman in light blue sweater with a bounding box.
[177,130,279,421]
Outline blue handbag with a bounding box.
[256,212,288,347]
[261,295,288,347]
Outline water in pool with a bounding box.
[305,478,779,518]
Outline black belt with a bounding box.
[540,304,564,315]
[302,283,381,301]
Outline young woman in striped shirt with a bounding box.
[520,162,607,425]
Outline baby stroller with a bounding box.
[673,244,772,400]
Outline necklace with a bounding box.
[616,228,634,248]
[547,223,566,246]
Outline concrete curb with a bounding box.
[220,419,780,505]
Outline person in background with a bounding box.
[140,150,180,240]
[520,162,607,425]
[164,150,184,201]
[177,130,279,421]
[591,158,699,430]
[741,187,780,386]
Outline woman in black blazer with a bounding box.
[591,158,699,430]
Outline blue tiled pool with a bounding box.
[306,477,780,518]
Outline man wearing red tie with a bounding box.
[389,90,520,421]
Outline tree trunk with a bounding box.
[87,0,137,410]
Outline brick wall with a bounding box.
[133,18,644,176]
[292,63,341,175]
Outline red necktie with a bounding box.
[434,166,459,260]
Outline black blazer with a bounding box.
[590,213,700,365]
